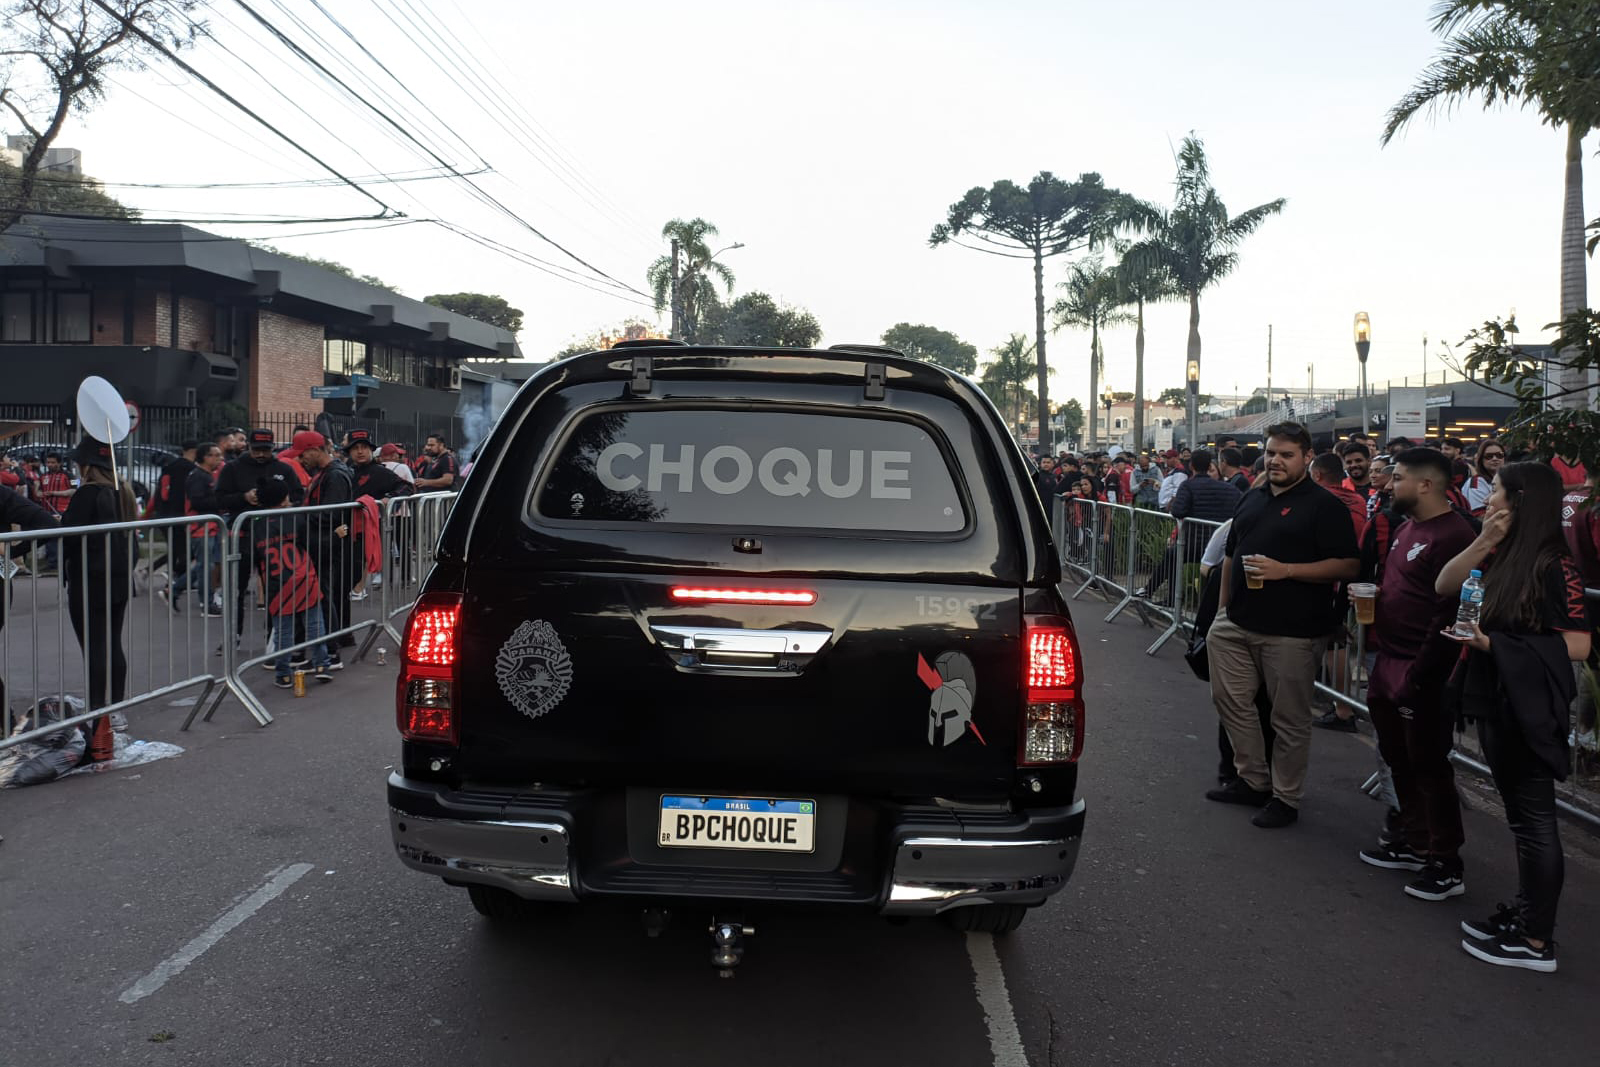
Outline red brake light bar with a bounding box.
[399,593,462,745]
[670,587,817,606]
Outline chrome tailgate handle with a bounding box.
[651,626,832,669]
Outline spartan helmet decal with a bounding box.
[918,650,984,747]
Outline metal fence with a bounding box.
[1,515,228,752]
[1054,496,1600,829]
[3,487,459,769]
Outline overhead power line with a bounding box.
[84,0,401,219]
[229,0,650,299]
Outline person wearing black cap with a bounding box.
[61,437,138,759]
[215,430,304,631]
[346,429,410,502]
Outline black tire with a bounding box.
[941,904,1030,935]
[466,884,543,922]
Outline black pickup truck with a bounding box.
[387,342,1086,967]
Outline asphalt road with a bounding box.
[2,590,1598,1067]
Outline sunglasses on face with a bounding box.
[1481,452,1504,460]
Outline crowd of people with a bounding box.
[1032,426,1599,975]
[0,425,460,722]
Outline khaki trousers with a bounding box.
[1207,615,1324,807]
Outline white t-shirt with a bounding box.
[383,460,415,485]
[1158,470,1188,509]
[1201,520,1231,570]
[1462,474,1492,513]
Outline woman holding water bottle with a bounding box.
[1437,461,1590,973]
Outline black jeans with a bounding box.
[1478,715,1563,940]
[67,586,129,710]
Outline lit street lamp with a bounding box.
[1102,385,1114,451]
[1186,360,1199,447]
[1354,312,1372,439]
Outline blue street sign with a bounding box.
[311,385,357,399]
[351,374,381,389]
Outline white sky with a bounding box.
[43,0,1597,410]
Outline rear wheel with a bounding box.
[941,904,1030,935]
[466,884,545,923]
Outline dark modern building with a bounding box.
[0,216,519,438]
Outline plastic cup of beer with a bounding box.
[1245,557,1265,590]
[1349,582,1378,626]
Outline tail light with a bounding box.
[1020,614,1085,764]
[398,592,462,744]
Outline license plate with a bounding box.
[658,795,816,853]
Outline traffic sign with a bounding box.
[125,401,141,432]
[311,385,357,400]
[351,373,381,389]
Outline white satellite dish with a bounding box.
[76,376,131,444]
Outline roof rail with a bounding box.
[611,338,687,349]
[827,343,904,358]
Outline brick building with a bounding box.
[0,216,519,439]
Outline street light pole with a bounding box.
[1354,311,1372,439]
[1102,385,1114,452]
[1186,360,1199,447]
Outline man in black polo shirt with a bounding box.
[415,433,458,491]
[1205,422,1361,828]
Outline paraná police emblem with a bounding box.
[494,620,573,720]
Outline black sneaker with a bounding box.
[1404,862,1465,901]
[1204,778,1272,807]
[289,655,311,668]
[325,658,344,671]
[1251,798,1299,828]
[1359,843,1426,871]
[313,666,334,684]
[1461,933,1557,973]
[1462,903,1521,941]
[274,675,293,689]
[1312,710,1358,733]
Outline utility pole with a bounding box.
[1421,332,1428,387]
[1307,362,1314,415]
[668,238,681,340]
[1266,324,1273,415]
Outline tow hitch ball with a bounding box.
[710,917,754,978]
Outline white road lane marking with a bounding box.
[964,930,1031,1067]
[117,863,313,1005]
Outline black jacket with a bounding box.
[305,460,355,556]
[153,457,196,519]
[1450,632,1576,780]
[1,483,55,533]
[1171,472,1242,524]
[215,454,304,517]
[60,483,131,602]
[351,460,412,501]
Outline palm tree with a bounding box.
[645,218,737,342]
[1124,135,1285,442]
[981,333,1042,433]
[1052,256,1131,448]
[1383,1,1600,407]
[1116,251,1181,453]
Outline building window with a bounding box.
[1,293,33,341]
[324,338,368,376]
[52,292,91,342]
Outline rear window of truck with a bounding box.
[532,408,967,532]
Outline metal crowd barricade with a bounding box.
[220,499,383,727]
[1,513,228,750]
[367,490,456,650]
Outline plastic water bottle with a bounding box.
[1453,569,1484,637]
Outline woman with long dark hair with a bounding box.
[61,437,137,762]
[1437,461,1590,973]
